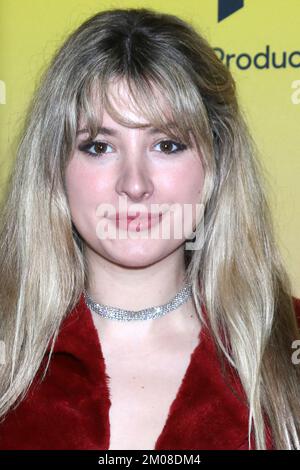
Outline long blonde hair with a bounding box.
[0,7,299,449]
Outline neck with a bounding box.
[85,245,188,311]
[83,244,199,339]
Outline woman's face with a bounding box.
[65,81,205,268]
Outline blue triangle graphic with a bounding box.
[218,0,244,22]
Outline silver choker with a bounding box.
[83,282,193,321]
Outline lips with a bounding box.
[110,212,163,231]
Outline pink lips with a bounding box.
[110,211,163,231]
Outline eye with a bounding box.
[154,139,187,155]
[78,138,188,158]
[78,140,113,157]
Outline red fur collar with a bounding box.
[0,294,299,450]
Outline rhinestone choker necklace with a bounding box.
[83,282,193,322]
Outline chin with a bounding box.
[102,240,170,268]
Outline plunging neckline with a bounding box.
[153,323,204,450]
[86,303,206,450]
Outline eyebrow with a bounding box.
[76,126,175,137]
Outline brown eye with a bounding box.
[94,142,106,153]
[78,140,113,158]
[155,139,187,155]
[160,141,173,153]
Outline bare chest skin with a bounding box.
[91,309,202,450]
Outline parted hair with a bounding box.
[0,7,299,449]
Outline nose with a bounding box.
[115,156,154,203]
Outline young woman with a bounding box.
[0,7,299,450]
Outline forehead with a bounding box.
[78,108,150,130]
[78,77,172,127]
[75,75,200,151]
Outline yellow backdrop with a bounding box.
[0,0,299,296]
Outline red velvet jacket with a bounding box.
[0,294,299,450]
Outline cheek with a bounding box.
[65,158,110,211]
[161,158,204,204]
[159,158,204,236]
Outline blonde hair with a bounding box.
[0,7,299,449]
